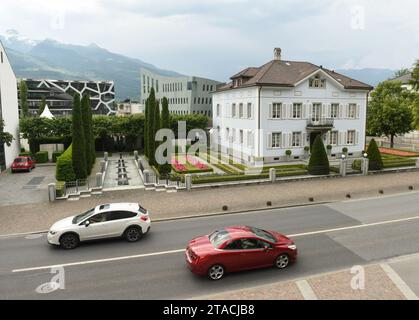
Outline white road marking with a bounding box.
[12,249,185,273]
[296,280,317,300]
[288,214,419,238]
[11,214,419,273]
[380,263,419,300]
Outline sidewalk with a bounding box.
[1,170,419,235]
[199,254,419,300]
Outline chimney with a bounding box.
[274,48,282,60]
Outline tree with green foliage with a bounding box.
[308,135,330,175]
[71,93,87,179]
[146,88,157,163]
[152,100,161,167]
[144,99,149,158]
[0,118,14,147]
[19,80,29,118]
[366,138,383,170]
[410,59,419,91]
[81,94,92,174]
[38,97,46,116]
[159,97,171,175]
[367,81,413,147]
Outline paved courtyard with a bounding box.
[0,165,56,206]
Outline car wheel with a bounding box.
[208,264,225,281]
[124,226,142,242]
[275,253,290,269]
[59,233,79,250]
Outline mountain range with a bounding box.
[0,31,397,100]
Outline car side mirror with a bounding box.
[84,220,90,227]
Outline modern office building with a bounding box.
[19,79,116,116]
[0,41,20,171]
[140,68,222,116]
[212,48,373,165]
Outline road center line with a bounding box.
[12,214,419,273]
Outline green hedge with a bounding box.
[212,163,241,175]
[52,151,63,163]
[56,144,76,182]
[35,151,49,163]
[19,152,32,157]
[383,159,415,168]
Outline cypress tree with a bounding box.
[144,99,149,158]
[38,97,46,116]
[71,93,87,179]
[147,88,156,164]
[367,138,383,170]
[19,80,29,118]
[308,134,330,175]
[153,100,161,167]
[159,97,171,175]
[81,94,92,174]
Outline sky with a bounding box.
[0,0,418,81]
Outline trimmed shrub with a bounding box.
[285,150,292,156]
[52,151,63,163]
[19,152,32,157]
[56,145,76,182]
[342,147,348,154]
[304,146,310,152]
[20,147,25,152]
[35,151,49,163]
[326,145,333,150]
[308,135,330,175]
[367,138,383,170]
[352,159,362,171]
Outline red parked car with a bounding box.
[11,156,36,173]
[185,226,297,280]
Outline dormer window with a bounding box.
[309,75,326,88]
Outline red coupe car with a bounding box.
[185,226,297,280]
[11,156,36,173]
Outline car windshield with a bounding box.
[72,208,95,224]
[249,227,277,243]
[209,229,231,248]
[14,158,26,163]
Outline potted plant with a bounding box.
[285,149,292,161]
[326,144,332,155]
[342,147,348,156]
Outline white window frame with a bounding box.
[271,132,282,148]
[239,103,244,118]
[247,102,252,119]
[347,130,356,145]
[348,103,357,119]
[271,103,282,119]
[292,103,302,119]
[292,132,302,147]
[331,104,339,118]
[329,131,338,145]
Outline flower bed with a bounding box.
[171,155,213,174]
[378,147,419,157]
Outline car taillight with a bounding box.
[140,215,149,221]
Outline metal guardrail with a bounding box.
[306,118,334,128]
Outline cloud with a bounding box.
[0,0,418,81]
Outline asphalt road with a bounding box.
[1,192,419,299]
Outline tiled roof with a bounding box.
[218,59,373,91]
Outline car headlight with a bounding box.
[288,244,297,250]
[49,230,57,235]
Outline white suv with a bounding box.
[47,203,151,249]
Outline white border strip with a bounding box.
[380,263,419,300]
[296,280,318,300]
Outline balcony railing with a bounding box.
[306,118,334,129]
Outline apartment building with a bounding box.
[0,41,19,170]
[212,48,373,165]
[140,68,221,116]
